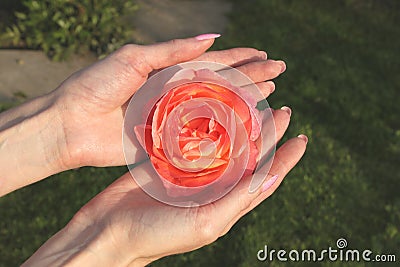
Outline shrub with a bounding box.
[5,0,137,61]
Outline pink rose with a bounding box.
[125,62,274,206]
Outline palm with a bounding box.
[80,172,212,260]
[78,128,306,263]
[59,102,124,167]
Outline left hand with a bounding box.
[0,36,284,195]
[54,39,285,169]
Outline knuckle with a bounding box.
[273,156,289,176]
[237,188,253,212]
[193,208,219,244]
[113,44,150,78]
[112,44,140,63]
[163,39,185,63]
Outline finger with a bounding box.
[219,135,307,235]
[68,36,216,108]
[257,107,291,164]
[194,48,267,67]
[250,107,291,192]
[139,37,216,73]
[213,60,285,89]
[242,81,275,101]
[273,108,291,142]
[235,60,286,84]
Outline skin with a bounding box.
[0,36,307,266]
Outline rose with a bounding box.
[138,72,261,191]
[146,82,260,186]
[124,61,275,206]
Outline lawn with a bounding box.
[0,0,399,266]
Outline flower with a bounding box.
[135,68,262,192]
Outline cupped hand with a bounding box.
[20,37,304,266]
[53,37,285,169]
[23,102,307,266]
[63,122,306,266]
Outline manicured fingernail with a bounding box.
[262,175,279,192]
[195,33,221,41]
[298,134,308,144]
[277,60,286,73]
[280,106,292,116]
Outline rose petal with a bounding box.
[136,68,262,189]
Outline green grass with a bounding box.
[0,0,399,266]
[0,167,126,265]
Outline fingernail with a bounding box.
[259,51,268,59]
[298,134,308,144]
[280,106,292,116]
[195,33,221,41]
[277,60,286,73]
[268,81,276,93]
[262,175,279,192]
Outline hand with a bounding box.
[54,38,285,169]
[21,37,299,266]
[94,113,304,266]
[23,132,307,266]
[0,36,284,196]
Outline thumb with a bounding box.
[68,35,219,109]
[136,34,220,74]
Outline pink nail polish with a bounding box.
[280,106,292,116]
[298,134,308,144]
[261,175,279,192]
[195,33,221,41]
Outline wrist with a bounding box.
[22,211,137,267]
[0,93,70,196]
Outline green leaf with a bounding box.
[14,12,27,20]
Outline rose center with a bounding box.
[179,118,224,161]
